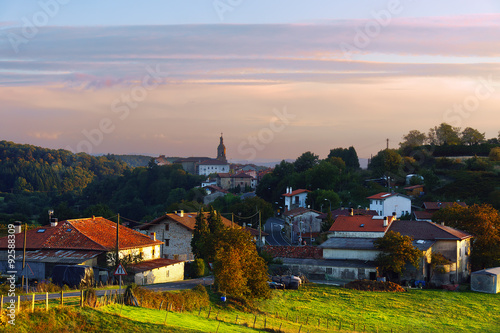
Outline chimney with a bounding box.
[383,216,388,227]
[178,210,184,217]
[150,232,156,241]
[14,221,22,234]
[50,217,58,227]
[289,187,293,194]
[349,208,354,216]
[441,222,445,226]
[392,212,397,220]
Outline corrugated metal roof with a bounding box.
[15,249,102,264]
[319,237,378,250]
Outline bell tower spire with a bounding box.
[217,133,227,163]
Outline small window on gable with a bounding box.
[165,223,169,231]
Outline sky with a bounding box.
[1,1,500,163]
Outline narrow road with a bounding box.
[3,277,213,303]
[265,217,291,246]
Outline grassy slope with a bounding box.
[4,284,499,333]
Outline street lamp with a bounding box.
[324,198,331,212]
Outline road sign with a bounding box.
[114,263,127,276]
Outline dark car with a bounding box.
[267,281,285,289]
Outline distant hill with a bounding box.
[107,154,154,168]
[0,141,128,193]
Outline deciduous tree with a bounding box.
[374,231,421,280]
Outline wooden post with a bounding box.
[298,324,302,333]
[31,294,35,312]
[318,318,320,327]
[163,311,168,325]
[235,315,238,324]
[216,321,221,333]
[1,295,3,314]
[60,290,63,306]
[80,290,84,307]
[198,306,202,316]
[339,321,342,331]
[159,300,164,310]
[253,315,257,328]
[17,295,20,312]
[327,318,329,329]
[264,317,267,328]
[207,306,211,319]
[286,312,288,320]
[45,292,48,312]
[279,323,282,331]
[306,316,309,325]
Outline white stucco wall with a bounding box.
[134,261,185,285]
[370,196,411,217]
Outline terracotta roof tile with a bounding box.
[329,215,395,233]
[423,202,467,210]
[282,189,310,197]
[0,217,162,251]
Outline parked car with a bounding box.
[267,281,285,289]
[271,275,302,289]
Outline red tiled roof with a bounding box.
[413,211,434,220]
[389,220,472,240]
[0,217,162,251]
[282,189,310,197]
[139,212,234,232]
[128,258,183,273]
[243,227,269,237]
[329,215,395,233]
[423,202,467,210]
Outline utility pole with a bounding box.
[116,214,120,267]
[258,210,262,247]
[386,138,389,150]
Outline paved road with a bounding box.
[265,217,291,246]
[3,277,214,303]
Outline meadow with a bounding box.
[3,283,499,333]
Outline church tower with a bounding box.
[217,133,227,163]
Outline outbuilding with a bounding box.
[471,267,500,294]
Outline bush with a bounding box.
[191,258,205,278]
[133,284,209,311]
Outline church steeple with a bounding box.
[217,133,227,162]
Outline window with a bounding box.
[165,223,169,231]
[152,248,155,257]
[165,239,170,246]
[166,270,170,278]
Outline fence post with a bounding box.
[235,315,238,324]
[163,310,168,325]
[17,295,20,312]
[298,324,302,333]
[339,320,342,331]
[159,300,164,310]
[45,292,48,311]
[327,318,329,329]
[216,321,221,333]
[60,290,63,306]
[80,290,84,307]
[198,306,202,316]
[253,315,257,328]
[207,306,211,319]
[1,295,3,314]
[31,294,35,312]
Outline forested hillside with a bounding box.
[0,141,128,193]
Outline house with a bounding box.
[154,155,171,166]
[367,192,411,218]
[128,258,185,286]
[243,226,268,246]
[389,220,473,285]
[282,187,310,211]
[173,157,211,174]
[283,207,322,244]
[0,217,166,283]
[216,172,255,191]
[198,159,230,176]
[413,201,467,221]
[138,210,235,260]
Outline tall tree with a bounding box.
[427,123,461,145]
[191,208,209,260]
[368,149,403,178]
[294,151,319,173]
[400,130,427,149]
[328,147,360,170]
[461,127,485,145]
[374,231,421,280]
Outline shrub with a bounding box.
[191,258,205,278]
[345,280,406,292]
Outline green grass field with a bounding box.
[3,283,499,333]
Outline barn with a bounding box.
[471,267,500,294]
